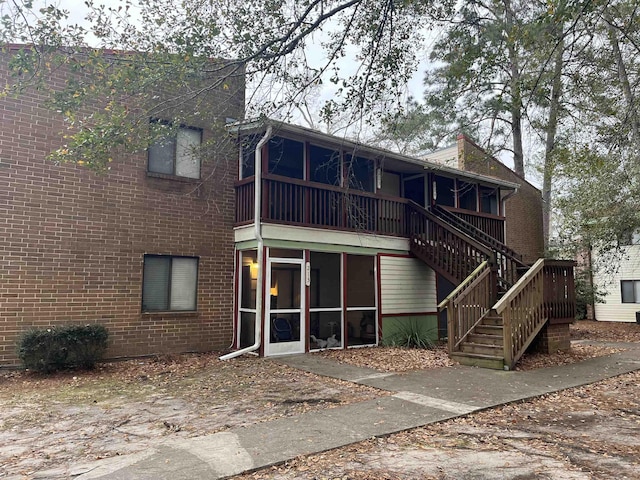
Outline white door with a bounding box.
[265,258,305,355]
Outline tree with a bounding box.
[1,0,445,170]
[382,0,639,253]
[554,0,640,257]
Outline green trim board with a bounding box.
[236,239,407,256]
[381,315,439,345]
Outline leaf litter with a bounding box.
[2,320,639,478]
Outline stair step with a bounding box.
[460,343,504,356]
[450,352,505,370]
[474,325,503,335]
[482,316,503,326]
[468,333,503,346]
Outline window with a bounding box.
[458,181,478,211]
[268,136,304,179]
[480,186,499,215]
[618,229,640,246]
[433,175,455,207]
[148,125,202,179]
[621,280,640,303]
[142,255,198,312]
[309,145,341,185]
[345,155,374,192]
[240,134,261,179]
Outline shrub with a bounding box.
[383,320,437,349]
[17,324,109,373]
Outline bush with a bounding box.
[17,324,109,373]
[383,320,437,349]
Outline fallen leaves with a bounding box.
[0,352,383,477]
[571,320,640,343]
[315,346,454,372]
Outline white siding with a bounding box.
[424,145,458,168]
[593,245,640,322]
[380,256,436,314]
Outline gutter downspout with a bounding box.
[500,187,519,250]
[220,125,273,360]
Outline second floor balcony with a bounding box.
[232,120,519,246]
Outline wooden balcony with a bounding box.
[235,175,506,243]
[236,175,410,237]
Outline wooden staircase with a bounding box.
[451,312,505,369]
[407,201,576,370]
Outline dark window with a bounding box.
[621,280,640,303]
[480,186,499,215]
[268,136,304,179]
[345,155,374,192]
[240,135,261,179]
[309,145,340,185]
[404,176,425,206]
[434,175,455,207]
[458,182,478,211]
[148,124,202,179]
[142,255,198,312]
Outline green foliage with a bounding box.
[0,0,444,169]
[383,320,437,349]
[17,324,109,373]
[574,267,603,320]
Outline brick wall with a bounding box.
[0,50,244,366]
[532,322,572,353]
[457,135,544,263]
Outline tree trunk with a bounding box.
[505,0,525,178]
[605,18,639,148]
[542,37,564,251]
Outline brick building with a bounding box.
[1,49,573,369]
[0,48,244,366]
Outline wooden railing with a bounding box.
[235,178,255,224]
[236,174,409,236]
[438,261,497,354]
[235,177,514,248]
[407,201,494,285]
[443,206,505,244]
[494,259,576,369]
[432,205,526,287]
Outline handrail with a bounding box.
[262,173,410,203]
[493,258,545,314]
[496,258,576,369]
[432,204,525,267]
[407,201,495,259]
[442,205,504,221]
[441,262,497,354]
[438,260,489,311]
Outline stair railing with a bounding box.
[493,259,576,369]
[407,201,495,285]
[430,204,527,286]
[438,261,498,354]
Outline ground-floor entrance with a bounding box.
[265,256,305,355]
[236,247,379,356]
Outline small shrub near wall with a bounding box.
[383,319,437,349]
[17,325,109,373]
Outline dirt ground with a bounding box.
[1,320,639,479]
[0,354,382,478]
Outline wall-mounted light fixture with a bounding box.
[249,262,259,280]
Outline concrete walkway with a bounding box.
[75,343,640,480]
